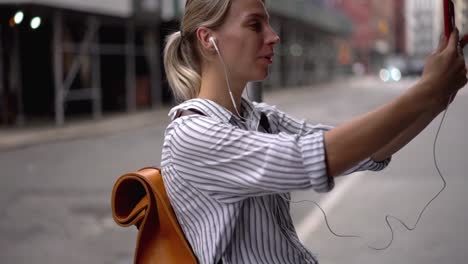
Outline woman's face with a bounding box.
[214,0,280,82]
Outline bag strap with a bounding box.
[176,108,271,133]
[175,109,205,118]
[259,112,271,133]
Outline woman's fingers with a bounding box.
[456,57,466,71]
[460,35,468,49]
[435,34,448,53]
[433,29,458,56]
[445,29,460,55]
[453,63,467,89]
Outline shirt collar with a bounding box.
[168,97,261,123]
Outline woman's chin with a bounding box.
[250,68,270,81]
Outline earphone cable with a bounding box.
[212,38,259,124]
[281,95,453,250]
[369,95,452,250]
[214,45,240,116]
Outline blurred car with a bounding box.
[379,55,424,82]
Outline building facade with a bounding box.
[453,0,468,35]
[325,0,403,74]
[0,0,353,127]
[405,0,468,75]
[265,0,353,88]
[406,0,438,57]
[1,0,164,126]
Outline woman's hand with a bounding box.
[417,29,467,110]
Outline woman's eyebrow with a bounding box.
[244,12,269,21]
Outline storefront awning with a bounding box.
[0,0,133,17]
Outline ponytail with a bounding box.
[163,31,202,102]
[163,0,235,102]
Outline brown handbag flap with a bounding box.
[111,167,198,264]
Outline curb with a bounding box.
[0,106,172,151]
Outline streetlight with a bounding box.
[14,11,24,24]
[30,16,42,30]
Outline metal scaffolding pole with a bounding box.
[146,28,162,107]
[53,11,64,126]
[246,81,263,103]
[0,25,6,102]
[269,17,282,88]
[61,18,98,100]
[53,13,101,126]
[298,28,306,85]
[299,1,306,85]
[91,19,102,119]
[125,21,136,112]
[0,25,4,121]
[279,20,286,87]
[12,24,24,126]
[292,26,299,86]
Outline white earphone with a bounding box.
[209,36,220,52]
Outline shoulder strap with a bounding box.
[176,108,271,133]
[259,113,271,133]
[175,109,205,118]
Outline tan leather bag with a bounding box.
[111,167,198,264]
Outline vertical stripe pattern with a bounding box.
[161,98,391,264]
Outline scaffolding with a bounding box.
[52,12,162,125]
[1,1,163,126]
[0,25,4,123]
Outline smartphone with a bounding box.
[444,0,455,38]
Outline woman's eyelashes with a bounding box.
[249,21,263,32]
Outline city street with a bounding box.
[1,76,468,264]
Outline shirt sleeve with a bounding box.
[261,104,392,175]
[167,116,334,203]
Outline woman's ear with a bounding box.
[196,27,216,52]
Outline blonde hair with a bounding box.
[163,0,232,102]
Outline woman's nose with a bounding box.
[266,27,280,45]
[271,34,280,45]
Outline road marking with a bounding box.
[295,172,366,242]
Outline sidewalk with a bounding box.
[0,106,172,151]
[0,76,384,152]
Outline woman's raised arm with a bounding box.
[324,30,467,177]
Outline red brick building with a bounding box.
[326,0,406,73]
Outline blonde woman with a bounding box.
[161,0,467,263]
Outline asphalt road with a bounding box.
[1,76,467,263]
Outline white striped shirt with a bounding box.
[161,98,391,264]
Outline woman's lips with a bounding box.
[259,54,274,64]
